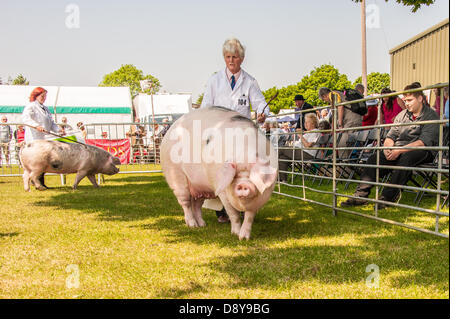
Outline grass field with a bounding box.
[0,165,448,299]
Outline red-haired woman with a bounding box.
[22,87,64,189]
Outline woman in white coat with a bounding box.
[22,87,65,189]
[201,38,269,123]
[201,38,269,223]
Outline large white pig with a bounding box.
[160,106,278,240]
[20,140,120,191]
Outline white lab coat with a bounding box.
[22,101,60,143]
[201,68,268,119]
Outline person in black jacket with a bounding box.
[294,95,315,131]
[341,82,439,209]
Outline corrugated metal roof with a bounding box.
[389,18,449,54]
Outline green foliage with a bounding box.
[196,93,204,105]
[11,74,29,85]
[351,0,435,12]
[99,64,161,97]
[353,72,391,94]
[263,64,352,113]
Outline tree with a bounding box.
[263,64,352,113]
[351,0,434,12]
[12,74,29,85]
[353,72,390,94]
[196,93,204,105]
[99,64,161,97]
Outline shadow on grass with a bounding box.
[34,175,177,222]
[200,234,449,294]
[34,173,449,296]
[0,232,19,238]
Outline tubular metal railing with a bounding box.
[269,82,449,238]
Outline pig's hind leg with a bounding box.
[22,169,31,192]
[191,198,206,227]
[29,170,46,191]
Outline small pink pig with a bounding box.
[160,106,278,240]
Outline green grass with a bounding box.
[0,166,448,299]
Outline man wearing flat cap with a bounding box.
[294,94,315,131]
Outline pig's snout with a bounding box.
[235,182,256,199]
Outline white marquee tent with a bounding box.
[0,85,133,138]
[133,93,193,124]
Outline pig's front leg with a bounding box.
[239,211,256,241]
[23,169,31,192]
[219,195,241,237]
[87,174,99,188]
[73,171,88,189]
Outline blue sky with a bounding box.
[1,0,448,100]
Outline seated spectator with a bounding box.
[341,82,439,209]
[318,119,331,132]
[278,113,320,182]
[380,88,405,125]
[362,95,379,127]
[270,121,285,147]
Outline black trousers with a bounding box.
[354,150,433,201]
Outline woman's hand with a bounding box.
[257,113,266,123]
[36,126,46,132]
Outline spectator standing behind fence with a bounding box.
[293,95,315,131]
[159,118,171,138]
[444,87,449,126]
[318,87,362,158]
[362,96,379,127]
[22,87,65,189]
[59,116,73,131]
[0,116,12,167]
[76,122,87,139]
[200,37,269,224]
[278,113,320,182]
[341,82,439,209]
[13,125,25,164]
[355,83,365,96]
[127,118,146,163]
[380,88,406,125]
[432,85,448,116]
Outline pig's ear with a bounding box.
[112,157,121,165]
[249,160,277,194]
[215,162,236,196]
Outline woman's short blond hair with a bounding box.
[305,113,319,128]
[222,38,245,58]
